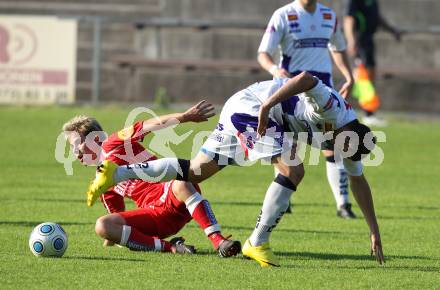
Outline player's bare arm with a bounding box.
[140,100,215,134]
[349,174,385,264]
[257,72,317,136]
[257,52,291,78]
[343,16,358,58]
[330,50,354,99]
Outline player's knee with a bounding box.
[172,181,195,202]
[95,215,114,239]
[286,165,305,185]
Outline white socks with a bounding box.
[249,175,295,246]
[114,158,184,183]
[326,159,349,208]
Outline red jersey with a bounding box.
[99,121,166,213]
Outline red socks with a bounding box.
[121,225,172,252]
[185,193,225,249]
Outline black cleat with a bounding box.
[337,203,357,219]
[218,238,241,258]
[170,237,196,254]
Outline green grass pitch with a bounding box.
[0,106,439,289]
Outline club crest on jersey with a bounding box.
[288,14,298,21]
[117,126,134,140]
[323,13,332,20]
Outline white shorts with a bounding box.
[201,90,291,166]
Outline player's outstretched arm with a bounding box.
[257,72,317,137]
[349,174,385,265]
[141,100,215,133]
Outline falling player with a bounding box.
[62,101,241,257]
[86,72,385,267]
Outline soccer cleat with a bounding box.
[337,203,357,219]
[86,160,118,207]
[170,237,196,254]
[218,238,241,258]
[242,239,280,267]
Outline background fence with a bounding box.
[1,0,440,112]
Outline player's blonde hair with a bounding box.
[62,115,103,136]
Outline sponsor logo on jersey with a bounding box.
[321,24,334,29]
[293,38,329,48]
[288,14,298,21]
[323,13,332,20]
[117,126,134,140]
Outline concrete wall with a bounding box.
[2,0,439,112]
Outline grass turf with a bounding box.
[0,106,439,289]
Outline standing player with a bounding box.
[258,0,356,218]
[344,0,401,126]
[86,72,384,267]
[62,101,241,257]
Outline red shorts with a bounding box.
[118,181,192,239]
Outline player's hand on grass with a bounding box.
[370,232,385,265]
[257,104,270,138]
[183,100,215,123]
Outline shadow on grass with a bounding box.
[211,201,332,208]
[278,251,439,263]
[282,260,440,273]
[6,197,84,203]
[0,220,94,227]
[377,215,440,221]
[214,224,354,235]
[64,255,147,263]
[380,205,440,211]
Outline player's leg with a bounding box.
[322,149,356,219]
[274,167,292,213]
[172,180,241,257]
[114,150,221,184]
[87,153,222,206]
[243,146,304,267]
[95,210,194,254]
[87,92,243,202]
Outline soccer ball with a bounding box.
[29,222,68,257]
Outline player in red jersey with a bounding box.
[62,101,241,257]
